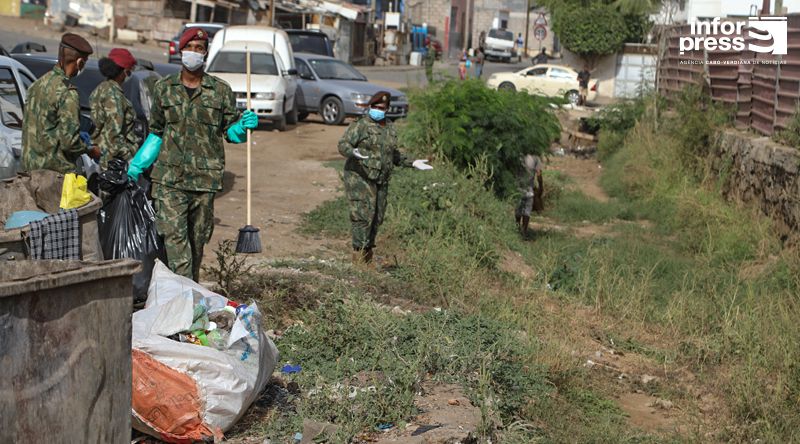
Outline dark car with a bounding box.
[168,23,226,64]
[286,30,334,57]
[12,53,163,143]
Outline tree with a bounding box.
[551,3,628,67]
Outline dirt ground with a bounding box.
[206,117,347,267]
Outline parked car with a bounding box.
[484,28,515,62]
[13,53,163,138]
[486,64,598,105]
[207,40,296,131]
[168,22,226,64]
[208,26,299,127]
[293,53,408,125]
[0,56,35,179]
[286,30,334,57]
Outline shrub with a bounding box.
[399,80,561,198]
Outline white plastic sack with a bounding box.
[131,260,279,442]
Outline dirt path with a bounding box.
[207,118,347,265]
[548,155,609,202]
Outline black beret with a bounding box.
[60,33,93,55]
[368,91,391,107]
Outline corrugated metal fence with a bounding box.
[658,14,800,136]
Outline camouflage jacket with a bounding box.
[338,117,411,184]
[425,45,436,67]
[21,66,84,173]
[89,79,139,169]
[148,72,239,192]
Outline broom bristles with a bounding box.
[236,225,262,253]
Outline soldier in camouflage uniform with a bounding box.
[22,33,98,173]
[338,91,433,265]
[90,48,139,169]
[127,28,258,281]
[424,37,436,83]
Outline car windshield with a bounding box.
[289,34,329,56]
[208,51,278,75]
[488,29,514,41]
[308,59,364,80]
[0,67,23,129]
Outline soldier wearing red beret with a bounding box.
[22,33,97,173]
[90,48,139,168]
[126,27,259,281]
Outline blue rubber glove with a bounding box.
[79,131,91,148]
[127,134,163,181]
[226,110,258,144]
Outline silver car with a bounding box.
[293,53,408,125]
[0,56,35,180]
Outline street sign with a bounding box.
[534,24,547,41]
[535,13,547,26]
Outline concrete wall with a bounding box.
[710,129,800,236]
[561,49,616,98]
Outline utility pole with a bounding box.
[269,0,275,26]
[524,0,530,61]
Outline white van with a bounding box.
[207,26,298,129]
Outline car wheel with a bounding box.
[274,116,287,131]
[298,112,309,122]
[565,90,581,106]
[286,98,298,125]
[499,82,516,91]
[321,96,345,125]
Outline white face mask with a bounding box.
[181,51,205,71]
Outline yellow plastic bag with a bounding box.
[60,173,92,209]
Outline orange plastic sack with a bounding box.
[132,349,219,443]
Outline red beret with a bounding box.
[179,27,209,51]
[108,48,137,69]
[368,91,391,107]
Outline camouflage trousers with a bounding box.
[344,170,388,250]
[425,65,434,83]
[152,183,215,282]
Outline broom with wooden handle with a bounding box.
[236,47,262,253]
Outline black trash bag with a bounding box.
[98,158,130,195]
[98,182,166,302]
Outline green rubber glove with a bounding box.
[227,110,258,144]
[127,134,163,181]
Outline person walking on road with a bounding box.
[21,33,98,173]
[473,47,485,79]
[126,27,258,282]
[577,65,592,106]
[516,33,524,62]
[90,48,139,169]
[515,154,543,239]
[338,91,433,266]
[424,37,436,84]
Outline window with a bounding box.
[294,59,314,80]
[208,51,278,76]
[488,29,514,41]
[289,34,330,56]
[20,71,35,90]
[0,68,23,129]
[308,59,364,81]
[549,68,574,79]
[526,67,547,77]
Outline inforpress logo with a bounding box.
[679,17,788,55]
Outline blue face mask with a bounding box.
[369,108,386,121]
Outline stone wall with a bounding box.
[711,129,800,235]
